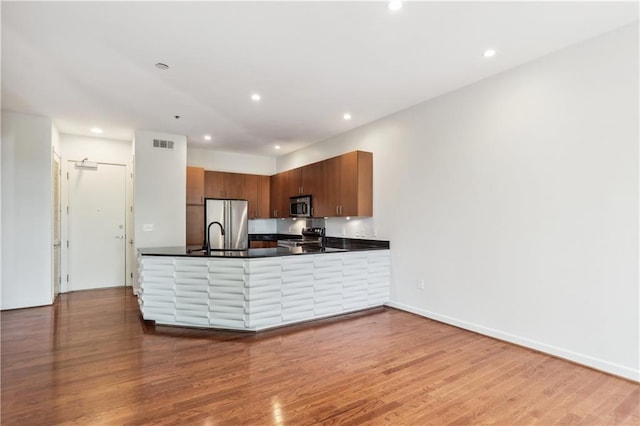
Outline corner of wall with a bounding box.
[133,130,187,249]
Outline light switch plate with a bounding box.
[143,224,154,232]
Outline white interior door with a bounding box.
[68,162,126,290]
[53,154,62,298]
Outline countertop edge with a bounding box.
[138,245,389,258]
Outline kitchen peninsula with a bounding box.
[137,240,390,331]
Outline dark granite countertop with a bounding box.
[139,238,389,258]
[140,246,346,258]
[248,233,301,241]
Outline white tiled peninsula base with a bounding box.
[137,250,390,330]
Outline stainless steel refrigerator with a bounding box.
[204,198,249,250]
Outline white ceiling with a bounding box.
[2,2,637,157]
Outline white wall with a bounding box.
[59,134,134,289]
[134,130,187,248]
[1,111,54,309]
[278,24,639,380]
[187,147,276,175]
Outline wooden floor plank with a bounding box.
[1,287,638,425]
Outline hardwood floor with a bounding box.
[2,288,638,425]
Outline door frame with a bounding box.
[61,159,134,293]
[52,150,62,300]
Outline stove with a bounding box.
[278,227,326,248]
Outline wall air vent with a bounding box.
[153,139,174,150]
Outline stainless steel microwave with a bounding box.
[290,195,312,217]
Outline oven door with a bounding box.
[278,239,302,248]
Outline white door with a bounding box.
[68,162,126,290]
[53,154,62,297]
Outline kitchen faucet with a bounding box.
[206,221,225,255]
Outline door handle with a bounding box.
[114,235,125,239]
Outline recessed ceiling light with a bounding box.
[90,127,103,134]
[251,93,261,101]
[343,113,352,120]
[388,1,402,11]
[483,49,497,58]
[155,62,169,70]
[204,135,212,141]
[274,145,281,150]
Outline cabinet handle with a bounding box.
[336,205,339,215]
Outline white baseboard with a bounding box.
[385,301,639,382]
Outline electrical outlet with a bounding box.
[341,226,346,236]
[373,228,378,237]
[417,279,425,290]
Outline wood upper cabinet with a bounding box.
[205,171,246,199]
[224,172,246,199]
[286,165,321,197]
[191,150,372,225]
[270,172,287,218]
[268,150,372,218]
[204,171,225,198]
[257,175,271,218]
[245,174,258,217]
[322,151,372,217]
[245,174,271,219]
[304,161,327,217]
[186,167,205,205]
[287,167,304,196]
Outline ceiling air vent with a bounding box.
[153,139,174,150]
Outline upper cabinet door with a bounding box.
[270,173,287,218]
[186,167,205,205]
[245,174,258,219]
[302,161,323,200]
[204,171,246,199]
[223,172,246,199]
[204,171,225,198]
[257,175,271,218]
[286,168,303,197]
[322,156,342,217]
[338,152,359,216]
[317,151,372,217]
[305,160,328,217]
[340,151,373,217]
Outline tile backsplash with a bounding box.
[247,219,277,234]
[250,217,376,238]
